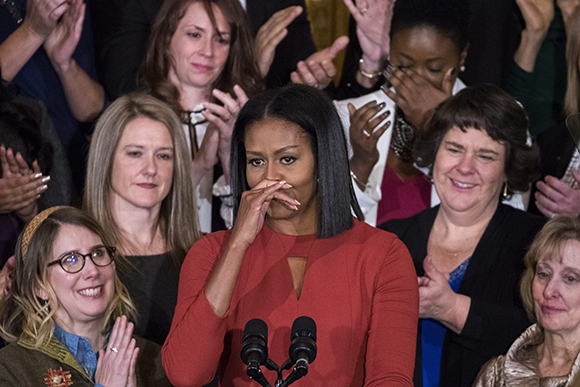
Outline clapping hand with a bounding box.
[290,36,349,90]
[254,6,303,77]
[0,145,48,221]
[43,0,85,72]
[535,172,580,218]
[343,0,394,62]
[95,316,139,387]
[348,101,391,189]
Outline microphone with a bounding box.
[280,316,317,387]
[241,319,271,387]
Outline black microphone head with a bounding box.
[241,318,268,366]
[244,318,268,341]
[291,316,316,342]
[289,316,317,364]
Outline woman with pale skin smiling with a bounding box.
[380,84,546,387]
[0,206,170,387]
[84,94,200,346]
[139,0,263,233]
[162,85,419,387]
[473,216,580,386]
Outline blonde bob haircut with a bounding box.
[520,217,580,322]
[0,207,136,346]
[83,93,201,267]
[565,11,580,116]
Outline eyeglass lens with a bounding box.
[61,247,113,272]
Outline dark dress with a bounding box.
[380,203,546,387]
[118,253,180,346]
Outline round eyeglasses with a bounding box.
[47,246,115,274]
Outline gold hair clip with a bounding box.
[21,206,69,259]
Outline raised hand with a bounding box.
[202,85,249,183]
[95,316,139,387]
[254,6,303,77]
[43,0,85,72]
[21,0,69,40]
[517,0,555,33]
[383,66,454,130]
[347,101,391,190]
[0,145,47,220]
[230,179,297,247]
[557,0,580,27]
[535,171,580,218]
[290,36,349,89]
[343,0,394,62]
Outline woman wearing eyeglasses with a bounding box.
[0,206,171,387]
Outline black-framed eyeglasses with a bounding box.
[47,246,115,274]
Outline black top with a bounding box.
[380,203,546,387]
[119,253,181,346]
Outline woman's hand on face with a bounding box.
[95,316,139,387]
[347,101,391,188]
[383,66,455,130]
[254,6,303,77]
[43,0,84,73]
[535,172,580,218]
[0,146,45,220]
[202,85,249,164]
[21,0,69,41]
[230,179,297,247]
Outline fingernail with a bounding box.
[292,205,299,210]
[5,286,9,293]
[370,100,377,105]
[378,102,386,108]
[294,199,301,205]
[8,273,12,280]
[38,185,48,192]
[33,173,42,179]
[41,176,51,183]
[279,180,286,185]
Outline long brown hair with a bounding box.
[138,0,263,118]
[83,93,201,267]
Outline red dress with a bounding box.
[163,219,419,387]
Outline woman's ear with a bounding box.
[34,286,49,301]
[459,43,469,70]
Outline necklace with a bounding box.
[390,107,416,162]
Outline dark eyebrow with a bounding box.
[444,141,500,156]
[246,145,300,157]
[185,24,230,36]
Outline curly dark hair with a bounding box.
[390,0,470,52]
[0,70,53,177]
[415,83,540,196]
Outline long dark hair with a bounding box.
[0,69,53,176]
[138,0,263,119]
[231,84,364,239]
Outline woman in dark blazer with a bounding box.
[380,84,546,387]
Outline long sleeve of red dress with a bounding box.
[162,219,419,387]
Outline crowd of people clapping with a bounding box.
[2,0,580,386]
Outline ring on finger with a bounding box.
[363,130,371,138]
[110,347,118,353]
[360,6,368,15]
[550,212,556,219]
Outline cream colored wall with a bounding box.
[305,0,350,83]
